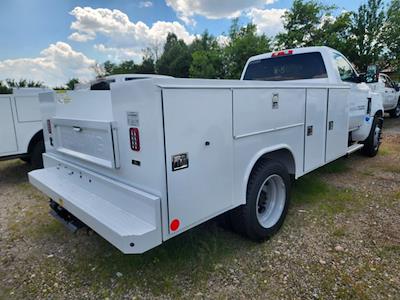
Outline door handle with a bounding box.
[73,126,82,132]
[328,121,334,130]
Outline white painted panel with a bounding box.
[0,97,18,154]
[326,89,349,162]
[304,89,327,173]
[163,89,233,233]
[15,96,41,122]
[233,89,306,138]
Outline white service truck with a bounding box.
[367,73,400,118]
[29,47,384,254]
[0,88,51,169]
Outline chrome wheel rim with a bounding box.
[256,174,286,229]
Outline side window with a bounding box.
[385,76,394,88]
[333,53,357,82]
[380,75,388,87]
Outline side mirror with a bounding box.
[365,65,379,83]
[395,84,400,92]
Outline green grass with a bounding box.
[291,173,355,216]
[27,221,253,298]
[318,159,349,174]
[332,226,347,237]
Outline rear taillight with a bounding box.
[129,128,140,151]
[47,119,52,134]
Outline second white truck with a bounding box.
[29,47,383,253]
[0,88,51,169]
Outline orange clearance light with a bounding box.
[170,219,180,231]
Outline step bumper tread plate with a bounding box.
[29,166,162,254]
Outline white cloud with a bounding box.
[69,32,95,42]
[94,44,143,62]
[166,0,277,25]
[0,42,95,86]
[247,8,287,36]
[69,7,195,61]
[139,1,153,8]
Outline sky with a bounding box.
[0,0,369,86]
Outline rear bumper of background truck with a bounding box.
[28,154,162,254]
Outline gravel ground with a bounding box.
[0,118,399,300]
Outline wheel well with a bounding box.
[27,130,44,154]
[251,149,296,178]
[375,110,383,117]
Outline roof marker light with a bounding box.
[272,50,294,57]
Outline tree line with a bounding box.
[1,0,399,93]
[96,0,400,80]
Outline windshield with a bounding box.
[243,52,327,81]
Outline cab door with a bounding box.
[332,53,367,131]
[0,96,18,155]
[381,74,397,109]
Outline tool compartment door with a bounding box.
[162,88,233,234]
[326,89,349,163]
[0,97,18,155]
[52,118,120,169]
[304,89,328,173]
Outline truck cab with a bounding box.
[367,73,400,118]
[241,46,384,138]
[0,88,51,168]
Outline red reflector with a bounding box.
[170,219,180,231]
[46,119,52,134]
[129,128,140,151]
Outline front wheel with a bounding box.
[230,159,291,241]
[389,101,400,118]
[362,115,383,157]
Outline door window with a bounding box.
[383,75,394,88]
[333,53,358,82]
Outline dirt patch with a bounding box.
[1,120,399,299]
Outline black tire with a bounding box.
[30,140,45,169]
[389,100,400,118]
[230,159,291,241]
[20,157,31,163]
[362,115,383,157]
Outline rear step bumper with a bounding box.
[28,160,162,254]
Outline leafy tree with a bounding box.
[314,12,355,57]
[276,0,334,49]
[0,81,12,94]
[189,31,223,78]
[349,0,386,71]
[66,78,79,90]
[156,33,192,77]
[223,20,271,79]
[190,50,223,78]
[382,0,400,72]
[5,78,43,88]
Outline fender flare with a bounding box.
[241,144,297,204]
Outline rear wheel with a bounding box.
[389,100,400,118]
[31,140,45,169]
[362,115,383,157]
[230,159,291,240]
